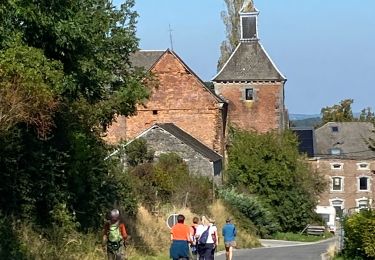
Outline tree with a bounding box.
[0,0,148,229]
[225,128,327,232]
[359,107,375,123]
[320,99,354,124]
[217,0,246,71]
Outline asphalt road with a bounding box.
[215,238,336,260]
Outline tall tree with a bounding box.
[0,0,146,228]
[226,129,327,232]
[321,99,354,124]
[217,0,245,71]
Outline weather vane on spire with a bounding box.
[168,24,174,51]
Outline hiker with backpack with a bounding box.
[190,216,200,260]
[170,214,192,260]
[196,216,218,260]
[102,209,128,260]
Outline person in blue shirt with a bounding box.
[222,217,237,260]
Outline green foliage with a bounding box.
[272,231,333,242]
[0,0,146,237]
[226,128,327,232]
[124,138,154,167]
[320,99,354,125]
[0,213,27,259]
[343,210,375,259]
[219,188,280,237]
[359,107,375,123]
[128,152,214,214]
[218,0,244,70]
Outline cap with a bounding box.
[226,217,232,222]
[110,209,120,220]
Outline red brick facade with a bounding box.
[215,82,285,133]
[106,51,225,154]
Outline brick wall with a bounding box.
[311,159,375,210]
[214,81,285,133]
[106,51,225,154]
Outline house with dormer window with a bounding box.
[311,122,375,214]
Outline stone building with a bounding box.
[106,49,227,155]
[126,123,222,183]
[311,122,375,214]
[212,2,287,133]
[106,1,287,180]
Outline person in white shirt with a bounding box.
[195,216,218,260]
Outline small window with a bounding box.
[357,199,370,210]
[332,177,343,191]
[331,163,343,170]
[330,148,341,155]
[331,126,339,132]
[359,177,369,191]
[152,110,158,115]
[245,88,254,101]
[357,163,369,170]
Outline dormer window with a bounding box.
[330,148,342,155]
[331,126,339,132]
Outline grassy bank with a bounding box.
[6,200,259,259]
[272,231,333,242]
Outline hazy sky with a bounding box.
[115,0,375,115]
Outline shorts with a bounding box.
[224,241,236,248]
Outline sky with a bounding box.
[115,0,375,115]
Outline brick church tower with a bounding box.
[212,1,287,133]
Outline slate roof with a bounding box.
[315,122,375,159]
[130,50,165,70]
[212,41,286,82]
[156,123,222,162]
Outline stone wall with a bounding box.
[140,127,221,183]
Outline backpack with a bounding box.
[198,226,210,244]
[107,223,123,252]
[108,223,122,242]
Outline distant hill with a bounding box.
[289,114,321,128]
[289,114,320,121]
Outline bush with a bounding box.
[343,210,375,259]
[218,188,280,237]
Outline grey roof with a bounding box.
[130,50,165,70]
[315,122,375,159]
[157,123,222,162]
[212,41,286,82]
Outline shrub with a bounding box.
[218,188,280,237]
[343,210,375,259]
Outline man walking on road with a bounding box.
[222,217,236,260]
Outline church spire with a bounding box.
[239,0,259,42]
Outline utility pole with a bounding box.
[168,24,174,51]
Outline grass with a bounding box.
[8,200,259,259]
[272,231,334,242]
